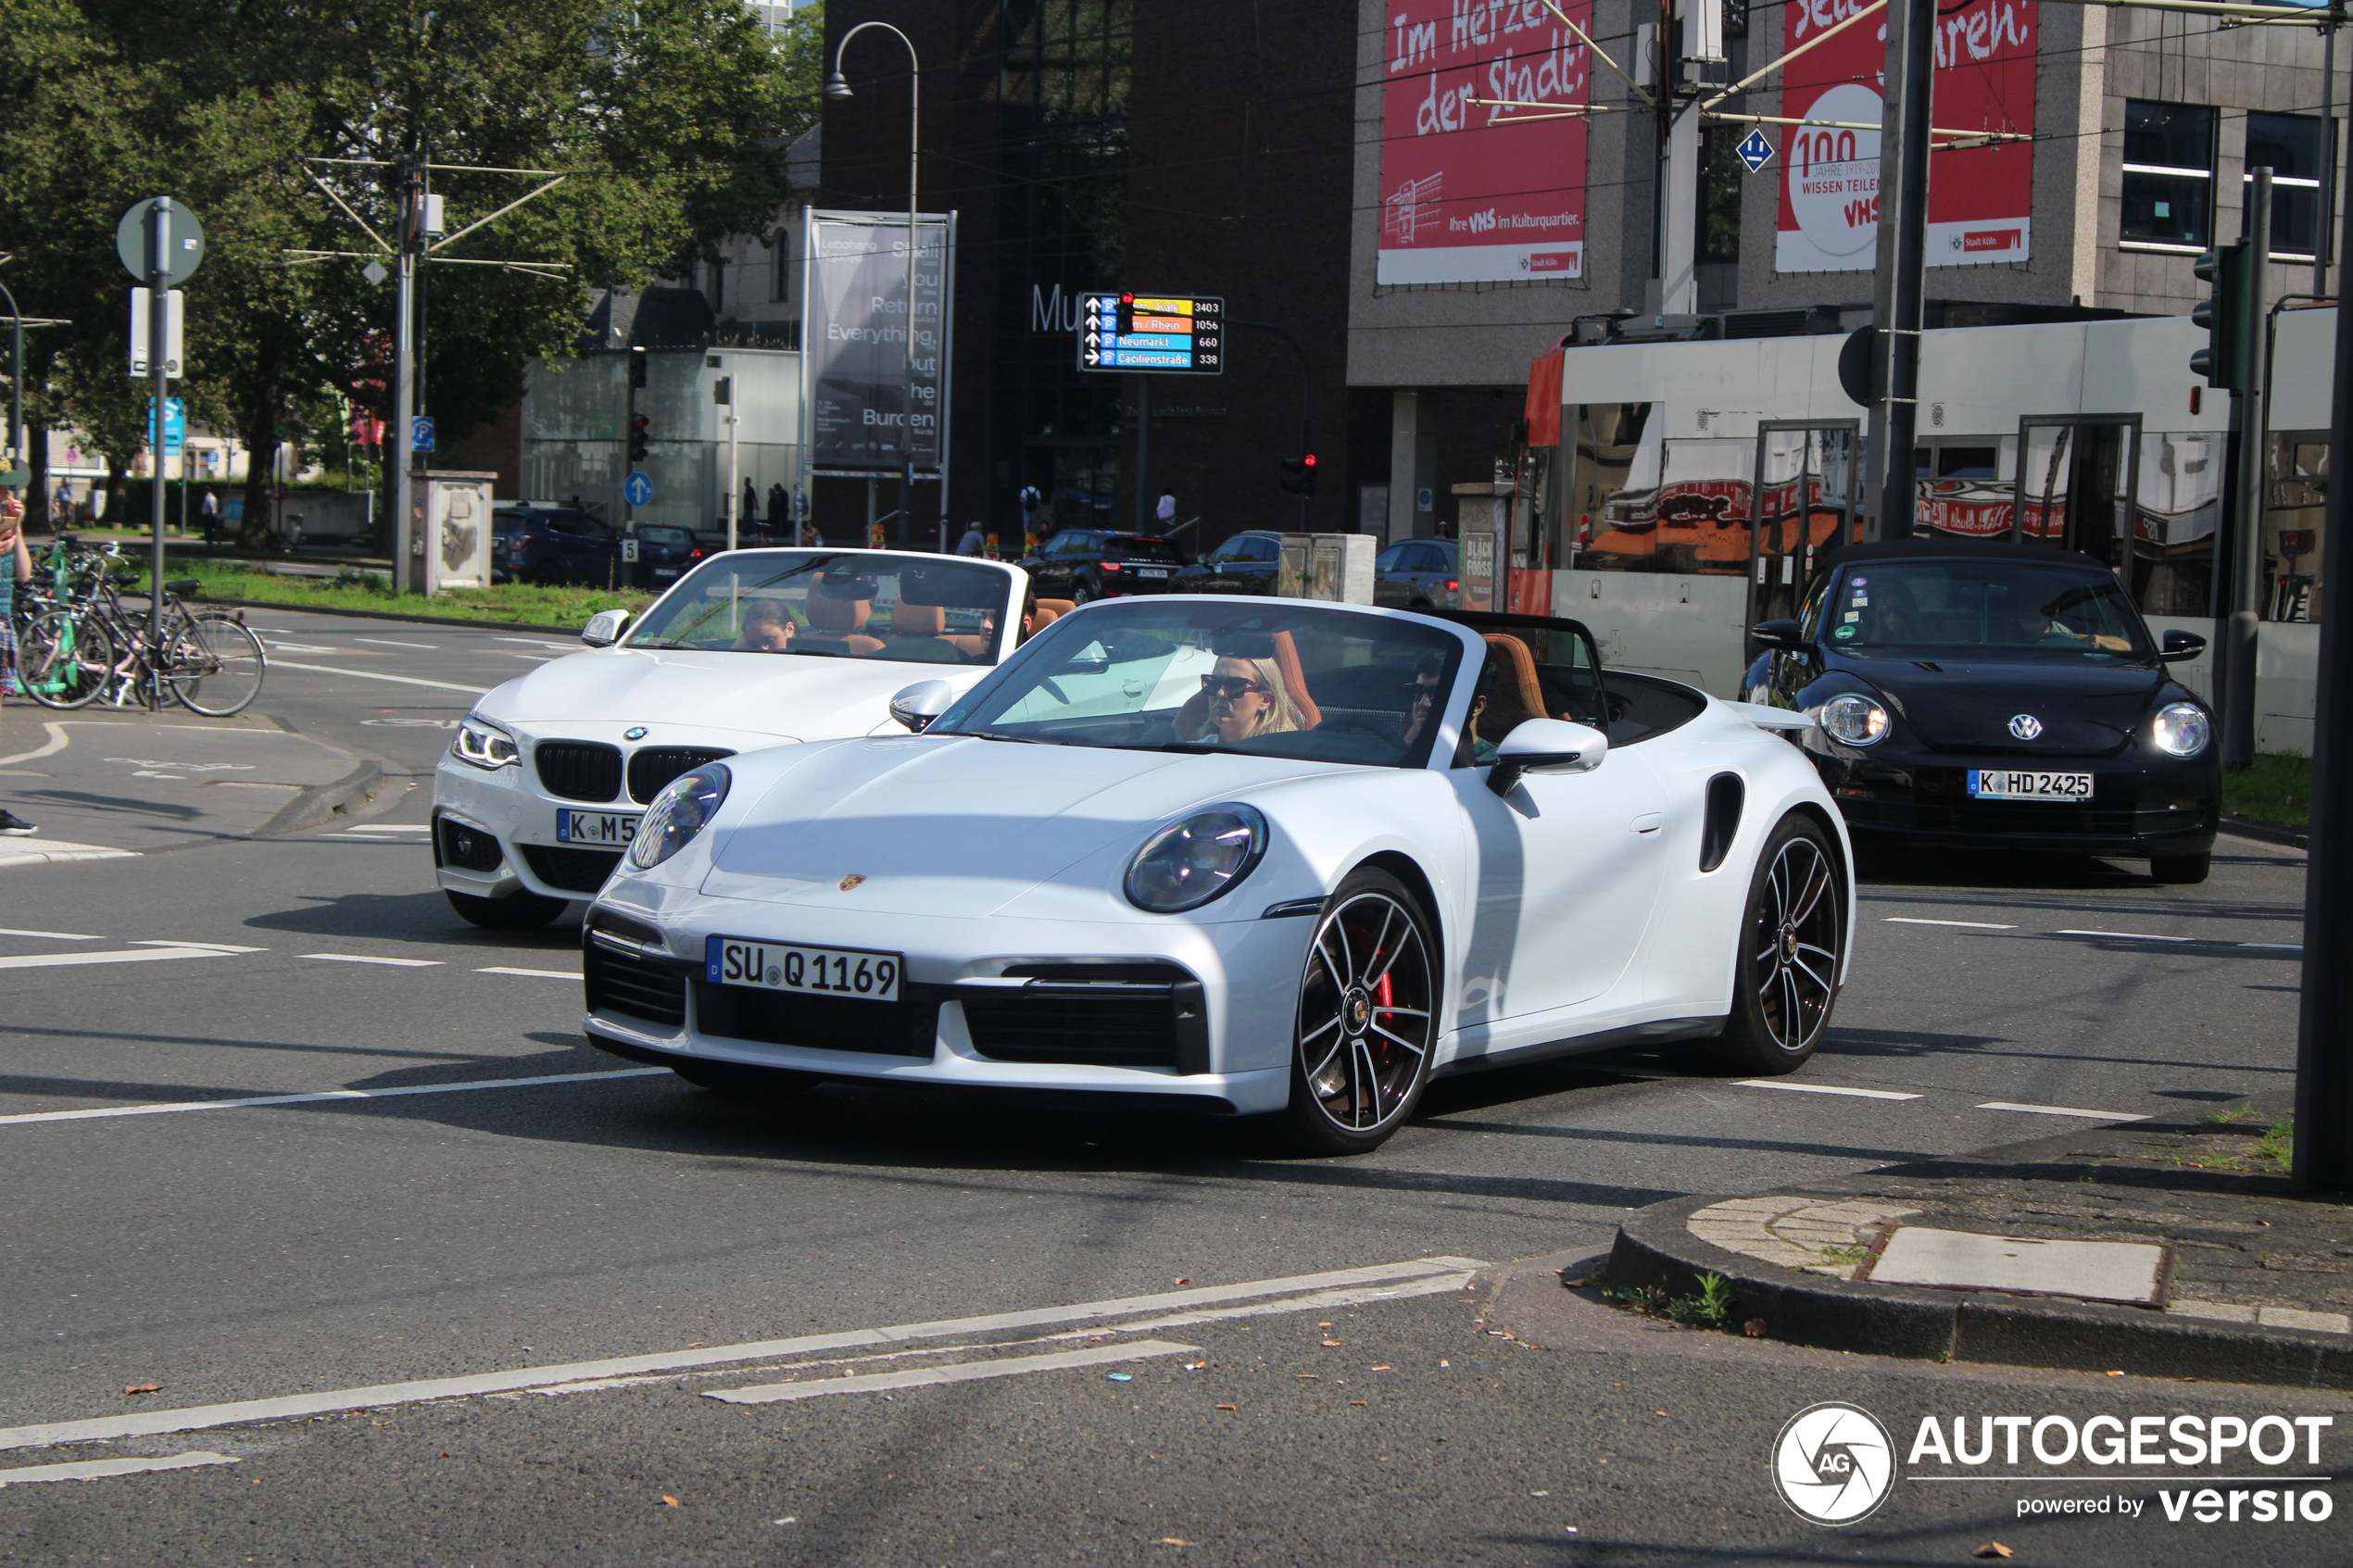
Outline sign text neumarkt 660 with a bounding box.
[1079,293,1223,374]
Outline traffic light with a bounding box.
[2191,240,2253,389]
[628,415,650,464]
[1279,452,1318,497]
[629,345,648,389]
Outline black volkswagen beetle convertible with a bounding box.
[1743,540,2220,883]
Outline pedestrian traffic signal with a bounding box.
[2191,240,2253,389]
[628,415,650,464]
[1280,453,1318,497]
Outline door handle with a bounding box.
[1631,812,1664,834]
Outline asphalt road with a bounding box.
[0,608,2330,1565]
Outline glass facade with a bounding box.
[2246,112,2326,257]
[2121,101,2216,248]
[993,0,1134,546]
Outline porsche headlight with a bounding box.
[1819,693,1891,746]
[1123,806,1267,913]
[452,714,520,770]
[628,763,731,870]
[2153,702,2211,758]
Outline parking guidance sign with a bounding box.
[1079,294,1223,374]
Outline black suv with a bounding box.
[1022,530,1186,602]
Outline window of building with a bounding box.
[2121,101,2216,249]
[771,222,792,304]
[2245,112,2327,257]
[709,257,726,315]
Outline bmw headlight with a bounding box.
[628,763,731,871]
[1819,693,1891,746]
[452,714,520,770]
[1123,805,1267,913]
[2153,702,2211,758]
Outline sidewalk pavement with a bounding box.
[0,706,378,857]
[1605,1098,2353,1389]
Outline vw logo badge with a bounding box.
[2007,713,2044,740]
[1772,1401,1895,1525]
[623,726,648,741]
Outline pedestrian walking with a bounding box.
[1018,484,1043,538]
[0,488,37,834]
[742,478,761,533]
[197,487,220,543]
[766,483,787,539]
[954,521,986,557]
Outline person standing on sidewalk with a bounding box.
[0,488,37,834]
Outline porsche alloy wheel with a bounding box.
[1712,815,1843,1073]
[1287,869,1436,1154]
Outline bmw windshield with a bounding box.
[931,599,1466,769]
[624,551,1015,665]
[1817,561,2156,661]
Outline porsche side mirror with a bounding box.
[1750,619,1809,652]
[1488,718,1608,797]
[580,608,631,647]
[889,679,956,734]
[2160,628,2208,663]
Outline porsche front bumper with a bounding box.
[575,894,1315,1114]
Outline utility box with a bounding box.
[1277,533,1375,603]
[410,470,497,596]
[1453,481,1512,613]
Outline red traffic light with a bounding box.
[1120,293,1134,304]
[1302,454,1317,467]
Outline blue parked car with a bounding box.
[494,508,619,586]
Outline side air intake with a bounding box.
[1700,773,1745,873]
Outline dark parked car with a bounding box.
[1373,537,1458,609]
[1021,529,1185,602]
[633,524,703,586]
[1745,540,2219,882]
[494,508,620,586]
[1173,529,1281,595]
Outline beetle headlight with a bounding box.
[1123,805,1267,913]
[2152,702,2211,758]
[452,714,520,770]
[628,763,731,870]
[1819,693,1891,746]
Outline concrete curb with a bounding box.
[256,758,384,838]
[2221,818,2309,851]
[195,597,585,637]
[1607,1193,2353,1390]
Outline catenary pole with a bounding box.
[148,199,170,698]
[392,161,418,595]
[1863,0,1934,541]
[2292,132,2353,1195]
[825,25,921,549]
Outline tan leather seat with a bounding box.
[807,581,884,656]
[1478,633,1546,742]
[1033,597,1076,630]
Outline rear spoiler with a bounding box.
[1721,700,1816,734]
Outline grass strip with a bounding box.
[158,557,656,630]
[2221,751,2311,833]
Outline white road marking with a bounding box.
[297,953,441,968]
[355,637,435,649]
[264,660,489,696]
[0,1451,239,1486]
[1882,917,2017,930]
[2055,929,2194,942]
[0,1256,1482,1452]
[0,840,139,868]
[505,653,555,663]
[0,947,238,972]
[1976,1101,2148,1122]
[707,1340,1200,1406]
[495,637,577,649]
[477,966,582,980]
[0,1067,669,1129]
[0,927,101,941]
[261,642,341,654]
[341,823,429,832]
[130,941,265,953]
[0,721,69,768]
[2241,942,2304,951]
[1734,1079,1921,1100]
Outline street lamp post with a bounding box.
[827,23,920,549]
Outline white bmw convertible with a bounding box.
[579,596,1856,1152]
[433,549,1033,929]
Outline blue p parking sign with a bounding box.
[410,415,435,453]
[624,472,654,507]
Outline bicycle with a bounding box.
[14,537,120,710]
[86,573,268,717]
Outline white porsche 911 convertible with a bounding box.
[433,549,1035,930]
[579,596,1856,1152]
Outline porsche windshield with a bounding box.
[932,600,1466,769]
[624,552,1013,665]
[1818,561,2156,660]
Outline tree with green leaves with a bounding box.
[0,0,820,544]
